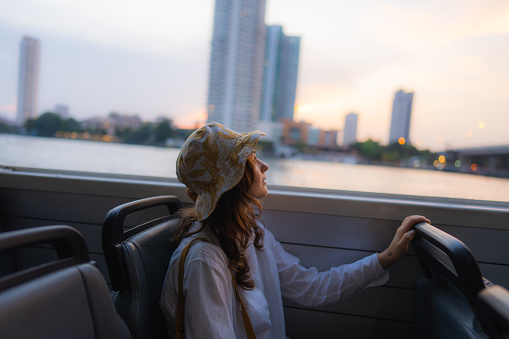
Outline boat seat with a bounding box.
[477,285,509,339]
[0,225,131,339]
[411,222,490,339]
[102,195,183,339]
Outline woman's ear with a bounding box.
[186,188,198,202]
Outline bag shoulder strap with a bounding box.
[175,237,256,339]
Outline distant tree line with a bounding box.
[5,112,194,147]
[114,120,184,145]
[117,120,193,146]
[25,112,83,136]
[350,139,435,164]
[0,120,15,133]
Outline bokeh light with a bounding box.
[398,137,405,145]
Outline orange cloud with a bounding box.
[173,108,206,129]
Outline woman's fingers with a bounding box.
[399,215,430,233]
[395,216,429,248]
[398,229,416,248]
[395,216,428,251]
[379,215,430,269]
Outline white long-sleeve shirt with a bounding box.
[159,222,388,338]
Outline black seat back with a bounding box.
[477,285,509,339]
[0,225,131,339]
[412,222,489,338]
[102,195,182,339]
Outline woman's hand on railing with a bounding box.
[377,215,430,269]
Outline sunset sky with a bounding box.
[1,0,508,151]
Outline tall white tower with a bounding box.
[343,112,358,147]
[389,89,414,144]
[207,0,267,132]
[17,36,40,125]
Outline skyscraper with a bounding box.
[207,0,267,132]
[260,25,300,123]
[17,36,40,125]
[343,112,358,147]
[389,89,414,144]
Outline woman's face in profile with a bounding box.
[248,151,269,199]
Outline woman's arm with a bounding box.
[270,215,429,307]
[273,239,387,306]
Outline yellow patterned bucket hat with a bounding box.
[176,122,265,221]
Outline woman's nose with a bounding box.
[262,161,269,172]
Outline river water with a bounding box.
[2,134,509,202]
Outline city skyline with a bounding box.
[0,1,508,151]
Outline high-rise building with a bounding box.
[260,25,300,123]
[207,0,267,132]
[389,89,414,144]
[343,112,358,147]
[17,36,40,125]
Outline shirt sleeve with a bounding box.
[181,246,238,339]
[271,235,389,307]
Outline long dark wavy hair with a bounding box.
[174,156,265,290]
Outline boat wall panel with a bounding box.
[0,187,180,227]
[3,170,509,229]
[479,263,509,288]
[0,170,188,202]
[0,252,16,276]
[0,245,111,284]
[283,307,415,339]
[264,209,396,253]
[2,217,104,253]
[265,188,509,230]
[281,243,423,289]
[283,286,415,323]
[438,224,509,266]
[282,241,509,290]
[0,188,134,225]
[265,210,509,266]
[9,246,59,271]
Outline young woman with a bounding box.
[159,122,429,338]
